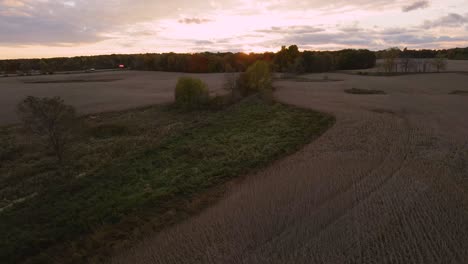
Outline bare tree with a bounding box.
[422,59,431,72]
[414,59,423,72]
[399,57,413,73]
[17,96,77,164]
[432,54,448,72]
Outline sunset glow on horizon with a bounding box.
[1,0,468,59]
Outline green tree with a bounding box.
[291,56,305,74]
[245,61,272,93]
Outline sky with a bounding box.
[0,0,467,59]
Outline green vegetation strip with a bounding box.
[0,98,334,263]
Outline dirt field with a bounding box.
[111,72,468,264]
[0,71,226,125]
[1,69,467,263]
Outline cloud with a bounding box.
[0,0,218,45]
[265,0,409,11]
[1,0,468,57]
[422,13,468,28]
[1,0,25,8]
[282,32,372,46]
[256,26,325,35]
[402,1,430,12]
[379,27,418,35]
[194,40,214,45]
[0,15,107,44]
[382,34,466,45]
[253,23,467,51]
[178,18,211,24]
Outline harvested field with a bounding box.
[450,90,468,95]
[345,87,386,94]
[275,75,343,82]
[22,78,122,84]
[111,72,468,264]
[0,71,226,125]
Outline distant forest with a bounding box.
[1,46,467,75]
[375,47,468,60]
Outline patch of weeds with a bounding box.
[87,124,131,139]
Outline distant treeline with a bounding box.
[2,46,467,75]
[375,47,468,60]
[0,45,375,74]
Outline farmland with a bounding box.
[112,70,468,263]
[0,71,334,263]
[1,68,468,263]
[3,0,468,262]
[0,71,227,125]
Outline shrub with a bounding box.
[208,95,229,110]
[245,61,272,94]
[175,77,210,110]
[17,96,77,163]
[0,134,20,162]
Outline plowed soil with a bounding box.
[111,72,468,264]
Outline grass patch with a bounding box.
[0,97,334,263]
[345,88,386,95]
[87,123,131,139]
[449,90,468,95]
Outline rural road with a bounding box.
[112,73,468,264]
